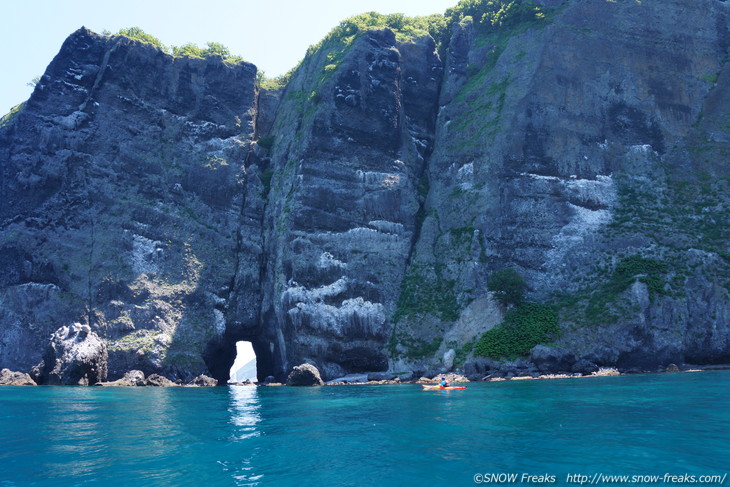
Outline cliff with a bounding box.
[0,28,258,380]
[1,0,728,383]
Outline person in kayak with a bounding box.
[439,377,450,388]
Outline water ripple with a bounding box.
[0,371,728,486]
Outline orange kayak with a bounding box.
[421,384,467,391]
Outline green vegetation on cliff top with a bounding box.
[274,0,548,94]
[305,0,546,60]
[305,12,446,59]
[444,0,546,39]
[0,102,25,129]
[105,1,549,92]
[112,27,246,64]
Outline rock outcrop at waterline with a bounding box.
[286,363,325,386]
[31,323,108,385]
[96,369,146,386]
[94,370,217,386]
[1,0,729,383]
[0,368,37,386]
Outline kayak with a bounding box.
[421,384,467,391]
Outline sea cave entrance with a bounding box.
[204,332,280,384]
[229,341,257,384]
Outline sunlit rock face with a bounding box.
[31,323,108,385]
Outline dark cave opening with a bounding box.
[204,333,278,384]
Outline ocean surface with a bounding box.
[1,371,728,486]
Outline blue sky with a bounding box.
[0,0,458,115]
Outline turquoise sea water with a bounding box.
[1,371,728,486]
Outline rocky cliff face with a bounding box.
[394,0,730,373]
[1,0,729,382]
[0,28,259,380]
[250,28,443,380]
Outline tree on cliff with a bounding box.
[487,268,526,307]
[117,27,167,51]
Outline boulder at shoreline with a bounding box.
[31,324,108,385]
[96,370,146,387]
[0,368,37,386]
[188,374,218,387]
[530,345,577,374]
[145,374,177,387]
[286,363,324,386]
